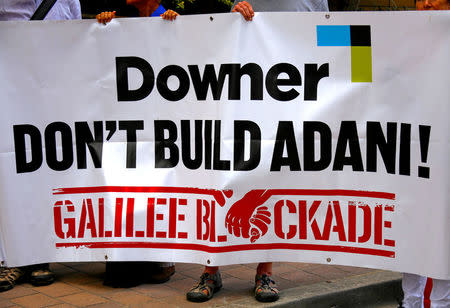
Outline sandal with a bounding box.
[186,271,222,302]
[254,274,279,302]
[0,267,26,292]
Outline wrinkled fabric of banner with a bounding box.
[0,12,449,279]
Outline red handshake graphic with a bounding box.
[225,190,272,243]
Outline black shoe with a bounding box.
[103,262,145,288]
[147,264,175,284]
[29,264,55,286]
[0,267,26,292]
[186,272,222,302]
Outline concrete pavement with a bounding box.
[0,262,402,307]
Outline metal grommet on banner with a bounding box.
[210,16,214,21]
[325,14,330,19]
[104,255,108,260]
[326,257,332,263]
[207,259,211,264]
[0,261,4,266]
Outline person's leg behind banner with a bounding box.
[429,278,450,308]
[103,261,175,288]
[186,262,279,303]
[401,274,450,308]
[401,273,427,308]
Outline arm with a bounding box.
[71,0,82,20]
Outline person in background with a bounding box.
[415,0,449,9]
[0,0,81,21]
[95,0,177,288]
[0,0,81,292]
[231,0,328,21]
[185,0,329,303]
[95,0,178,23]
[400,1,449,308]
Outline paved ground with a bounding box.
[0,262,402,307]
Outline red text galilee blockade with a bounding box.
[52,188,396,257]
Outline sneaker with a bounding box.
[28,264,55,286]
[0,267,26,292]
[254,274,279,302]
[186,271,222,302]
[148,264,175,284]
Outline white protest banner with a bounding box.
[0,12,449,279]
